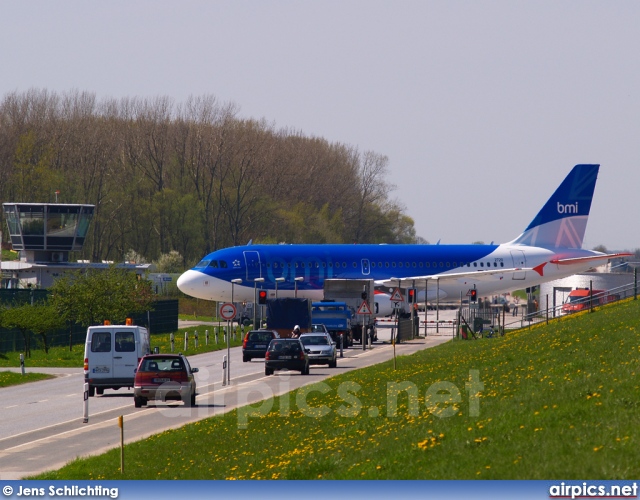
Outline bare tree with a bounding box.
[175,95,239,253]
[348,150,394,243]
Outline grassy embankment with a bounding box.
[33,298,640,479]
[0,371,53,387]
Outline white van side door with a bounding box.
[113,329,138,380]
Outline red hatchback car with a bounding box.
[133,354,198,408]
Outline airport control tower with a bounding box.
[2,203,152,289]
[3,203,94,263]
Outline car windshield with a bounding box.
[300,336,330,346]
[269,340,301,352]
[249,332,273,342]
[141,357,184,372]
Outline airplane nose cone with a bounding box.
[177,270,202,297]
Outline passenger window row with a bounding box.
[267,260,506,270]
[199,258,506,272]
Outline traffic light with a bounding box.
[408,288,416,303]
[258,290,267,305]
[470,289,477,302]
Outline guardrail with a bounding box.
[422,320,457,337]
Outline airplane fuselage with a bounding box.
[176,242,599,303]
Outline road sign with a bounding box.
[357,300,372,315]
[219,302,237,320]
[390,287,404,302]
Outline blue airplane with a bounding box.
[177,164,628,307]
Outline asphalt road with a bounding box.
[0,335,450,479]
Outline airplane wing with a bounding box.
[550,252,633,265]
[375,267,529,288]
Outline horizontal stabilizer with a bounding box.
[550,252,633,265]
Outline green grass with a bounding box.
[0,371,54,387]
[0,325,245,370]
[178,313,215,322]
[1,248,19,261]
[32,298,640,479]
[511,289,528,301]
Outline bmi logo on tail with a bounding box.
[557,202,579,214]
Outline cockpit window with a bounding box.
[208,261,218,268]
[194,259,210,269]
[220,261,228,268]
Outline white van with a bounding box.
[84,324,150,397]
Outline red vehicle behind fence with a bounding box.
[562,288,619,313]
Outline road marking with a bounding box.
[0,401,134,445]
[3,414,133,452]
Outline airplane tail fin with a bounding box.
[507,164,599,249]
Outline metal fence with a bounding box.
[423,320,458,338]
[396,318,415,343]
[508,281,638,331]
[0,289,49,305]
[460,279,638,336]
[0,299,178,354]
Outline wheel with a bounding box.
[191,392,196,407]
[134,396,143,408]
[243,355,250,362]
[96,387,104,395]
[302,363,309,375]
[88,385,95,397]
[265,367,273,376]
[329,359,337,368]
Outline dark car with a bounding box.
[264,338,309,375]
[133,353,198,408]
[243,329,280,362]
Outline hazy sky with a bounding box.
[2,1,639,250]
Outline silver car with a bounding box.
[299,333,337,368]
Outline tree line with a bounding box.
[0,89,417,268]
